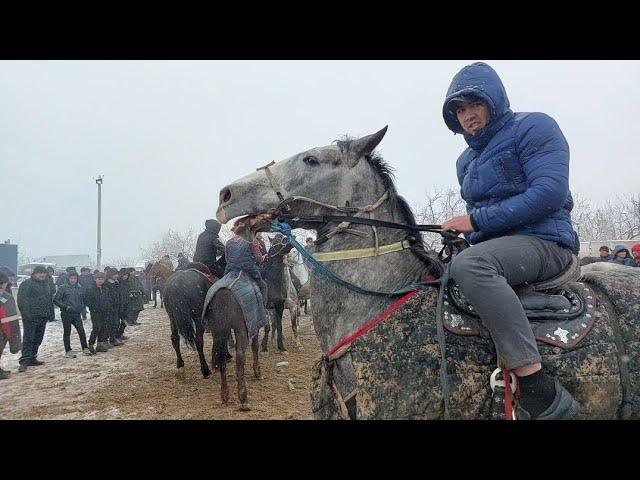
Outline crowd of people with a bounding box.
[594,244,640,267]
[0,264,147,378]
[0,218,309,378]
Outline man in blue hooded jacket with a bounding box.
[441,62,581,420]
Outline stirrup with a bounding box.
[490,368,517,394]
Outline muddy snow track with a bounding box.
[0,306,321,419]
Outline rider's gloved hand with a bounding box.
[270,220,292,237]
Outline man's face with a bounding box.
[617,251,627,259]
[34,272,47,281]
[600,249,610,258]
[95,277,105,286]
[456,100,490,136]
[69,276,78,285]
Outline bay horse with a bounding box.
[215,126,640,420]
[147,261,172,308]
[162,262,216,378]
[202,214,273,411]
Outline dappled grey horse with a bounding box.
[215,126,640,419]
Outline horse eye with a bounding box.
[303,155,319,166]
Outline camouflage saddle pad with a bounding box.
[442,281,599,349]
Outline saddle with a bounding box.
[442,255,599,349]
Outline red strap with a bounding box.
[326,290,417,358]
[503,368,515,420]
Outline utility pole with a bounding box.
[95,176,104,270]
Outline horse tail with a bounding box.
[164,283,197,350]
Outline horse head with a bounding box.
[216,126,390,230]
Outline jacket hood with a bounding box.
[205,219,221,234]
[443,62,515,151]
[612,244,631,257]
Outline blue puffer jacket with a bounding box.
[442,62,576,251]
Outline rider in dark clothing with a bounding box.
[194,219,226,278]
[176,253,190,271]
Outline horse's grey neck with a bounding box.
[309,192,426,354]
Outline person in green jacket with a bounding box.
[125,268,145,326]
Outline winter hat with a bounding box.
[106,268,119,279]
[67,271,79,280]
[94,272,105,279]
[118,268,129,277]
[33,266,48,275]
[66,266,77,273]
[631,244,640,256]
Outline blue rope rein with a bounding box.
[271,221,440,297]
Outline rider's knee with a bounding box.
[449,248,496,285]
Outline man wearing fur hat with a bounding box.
[17,266,54,371]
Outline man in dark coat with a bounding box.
[176,253,190,271]
[45,266,56,320]
[83,272,112,353]
[194,219,226,278]
[78,267,94,320]
[598,245,613,262]
[16,266,54,371]
[104,268,124,347]
[262,233,294,352]
[53,271,91,357]
[441,62,580,420]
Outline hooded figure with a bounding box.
[193,219,226,277]
[631,244,640,267]
[443,62,576,252]
[443,62,580,420]
[608,244,634,266]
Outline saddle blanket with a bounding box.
[202,270,268,341]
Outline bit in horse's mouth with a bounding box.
[231,210,278,231]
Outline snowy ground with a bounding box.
[0,299,322,419]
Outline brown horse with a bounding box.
[202,213,273,411]
[147,261,173,308]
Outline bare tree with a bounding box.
[102,256,140,269]
[140,228,198,263]
[414,187,466,250]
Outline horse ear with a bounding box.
[339,126,388,168]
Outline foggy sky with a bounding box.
[2,60,638,262]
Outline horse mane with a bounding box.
[188,262,212,276]
[336,137,420,234]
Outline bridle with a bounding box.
[255,159,465,262]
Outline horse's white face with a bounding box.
[216,127,389,227]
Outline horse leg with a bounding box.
[153,288,157,308]
[195,321,211,378]
[170,320,184,370]
[251,334,263,379]
[291,308,302,349]
[261,321,270,353]
[234,324,250,411]
[275,302,286,353]
[214,329,230,404]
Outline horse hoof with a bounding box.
[176,367,185,378]
[203,371,212,379]
[240,402,251,411]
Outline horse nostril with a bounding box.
[220,187,232,204]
